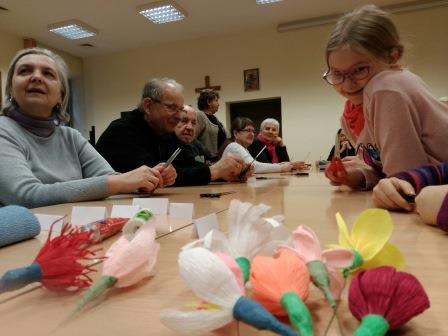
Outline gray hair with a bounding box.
[325,5,403,66]
[260,118,280,131]
[2,47,70,123]
[138,78,183,111]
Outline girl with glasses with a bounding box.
[323,5,448,192]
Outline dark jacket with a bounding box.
[96,109,211,186]
[248,137,290,163]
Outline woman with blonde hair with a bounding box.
[0,48,166,207]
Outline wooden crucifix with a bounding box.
[195,75,221,93]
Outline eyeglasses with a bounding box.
[322,65,371,85]
[152,98,184,113]
[239,128,256,134]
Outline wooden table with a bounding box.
[0,173,446,335]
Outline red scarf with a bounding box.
[343,100,364,136]
[257,133,279,163]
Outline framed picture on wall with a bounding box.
[244,68,259,91]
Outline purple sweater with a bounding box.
[341,69,448,189]
[393,163,448,232]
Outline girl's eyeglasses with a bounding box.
[322,65,370,85]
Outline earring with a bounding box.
[54,103,62,112]
[9,97,17,106]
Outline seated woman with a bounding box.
[0,48,173,208]
[223,117,294,173]
[327,129,356,160]
[372,163,448,232]
[248,118,291,164]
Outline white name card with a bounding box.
[132,198,169,215]
[35,214,65,233]
[111,205,140,218]
[194,213,219,239]
[169,203,194,220]
[71,206,106,226]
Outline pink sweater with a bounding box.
[341,69,448,189]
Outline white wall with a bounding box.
[83,6,448,162]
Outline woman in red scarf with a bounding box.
[249,118,303,168]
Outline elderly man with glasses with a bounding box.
[96,78,248,186]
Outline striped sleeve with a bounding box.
[392,163,448,193]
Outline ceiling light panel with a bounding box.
[48,20,97,40]
[138,1,187,24]
[256,0,283,4]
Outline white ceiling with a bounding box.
[0,0,436,58]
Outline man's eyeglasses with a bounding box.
[152,98,184,113]
[322,65,371,85]
[239,128,256,134]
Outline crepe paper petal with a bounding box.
[103,222,159,287]
[203,230,233,256]
[215,252,245,295]
[178,247,241,308]
[0,221,99,294]
[168,247,298,336]
[335,213,354,250]
[322,249,354,269]
[160,307,233,335]
[71,211,158,316]
[351,209,392,261]
[361,243,405,271]
[233,296,298,336]
[291,226,322,262]
[250,249,312,335]
[349,267,430,335]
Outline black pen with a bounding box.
[164,147,182,168]
[238,145,267,179]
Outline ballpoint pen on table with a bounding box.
[200,191,237,198]
[238,145,267,179]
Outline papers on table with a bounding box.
[192,213,219,239]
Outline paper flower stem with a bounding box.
[280,291,313,336]
[354,314,389,336]
[74,275,117,313]
[0,262,41,293]
[343,250,364,277]
[307,260,335,308]
[235,256,250,283]
[233,296,297,336]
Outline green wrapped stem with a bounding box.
[343,250,364,277]
[354,314,389,336]
[280,291,313,336]
[73,275,117,314]
[235,256,250,284]
[307,260,336,308]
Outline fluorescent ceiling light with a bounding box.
[138,1,187,24]
[48,20,97,40]
[256,0,283,4]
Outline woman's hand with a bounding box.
[280,162,293,172]
[372,177,415,211]
[107,165,162,194]
[273,136,284,147]
[154,163,177,187]
[290,160,307,170]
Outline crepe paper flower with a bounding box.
[280,225,353,308]
[0,220,99,294]
[349,266,430,336]
[184,199,290,284]
[160,247,298,336]
[250,248,313,336]
[73,209,159,314]
[328,209,405,275]
[325,132,348,181]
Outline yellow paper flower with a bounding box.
[328,209,404,274]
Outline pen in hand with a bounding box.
[238,145,267,179]
[163,147,182,168]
